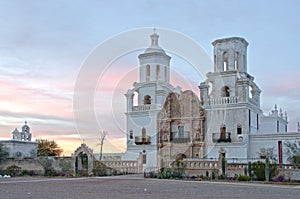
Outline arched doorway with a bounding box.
[75,152,89,176]
[73,144,95,176]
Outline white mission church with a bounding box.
[120,32,299,171]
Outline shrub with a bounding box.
[158,168,175,179]
[238,175,250,181]
[252,161,278,181]
[227,175,237,181]
[6,165,22,177]
[218,174,226,180]
[44,168,59,177]
[0,168,4,175]
[272,175,284,182]
[22,170,29,176]
[29,170,36,176]
[93,161,108,176]
[59,160,72,176]
[171,160,186,178]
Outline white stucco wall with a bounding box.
[249,132,300,164]
[0,140,38,158]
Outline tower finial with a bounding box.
[150,31,159,46]
[153,27,156,34]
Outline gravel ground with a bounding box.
[0,175,299,199]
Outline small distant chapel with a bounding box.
[0,121,38,158]
[121,32,299,171]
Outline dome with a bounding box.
[143,33,166,54]
[144,46,166,54]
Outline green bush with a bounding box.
[0,168,4,175]
[59,160,72,176]
[6,165,22,176]
[238,175,250,181]
[22,170,29,176]
[218,174,226,180]
[252,161,278,181]
[44,168,59,177]
[93,161,108,176]
[158,168,175,179]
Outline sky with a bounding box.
[0,0,300,155]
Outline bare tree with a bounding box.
[257,147,276,161]
[284,141,300,165]
[98,131,107,160]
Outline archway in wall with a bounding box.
[73,144,95,176]
[75,152,88,176]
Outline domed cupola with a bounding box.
[144,33,166,54]
[138,31,171,83]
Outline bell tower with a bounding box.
[212,37,248,73]
[123,32,175,171]
[138,32,171,84]
[199,37,262,159]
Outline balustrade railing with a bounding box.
[132,104,159,112]
[135,136,151,145]
[168,159,219,170]
[212,132,231,143]
[101,160,141,173]
[208,96,238,105]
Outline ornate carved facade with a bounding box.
[157,90,206,165]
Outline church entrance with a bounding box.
[157,91,206,165]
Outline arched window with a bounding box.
[133,91,139,106]
[142,127,146,139]
[129,129,133,139]
[220,124,226,140]
[249,86,253,99]
[146,65,150,81]
[178,124,184,138]
[214,54,217,71]
[208,82,213,95]
[221,86,230,97]
[142,150,147,164]
[223,52,229,71]
[235,52,239,70]
[163,133,168,142]
[164,67,167,80]
[144,95,151,104]
[156,65,160,80]
[237,124,242,135]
